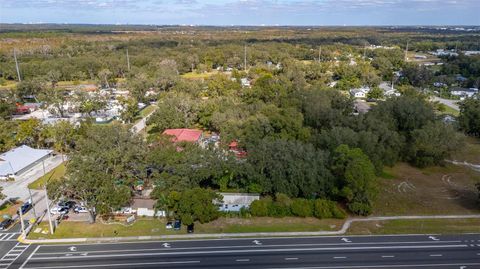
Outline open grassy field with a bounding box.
[28,163,66,190]
[348,218,480,235]
[375,162,480,216]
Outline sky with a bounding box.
[0,0,479,26]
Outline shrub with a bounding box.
[250,197,272,217]
[314,199,345,219]
[290,198,313,217]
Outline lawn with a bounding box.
[139,105,156,118]
[374,162,480,216]
[348,218,480,235]
[0,201,21,221]
[439,104,460,116]
[28,163,66,190]
[181,71,219,79]
[28,217,345,239]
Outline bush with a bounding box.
[250,198,272,217]
[314,199,345,219]
[347,201,372,216]
[291,199,313,217]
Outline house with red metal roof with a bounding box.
[162,129,203,143]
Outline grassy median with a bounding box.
[28,163,66,190]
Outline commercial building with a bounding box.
[0,145,53,179]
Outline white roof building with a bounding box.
[0,145,53,178]
[350,87,371,99]
[217,193,260,212]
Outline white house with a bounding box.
[217,193,260,212]
[0,145,53,179]
[451,88,478,100]
[350,87,371,98]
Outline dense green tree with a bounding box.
[459,97,480,135]
[60,124,146,222]
[368,96,435,134]
[246,139,333,198]
[169,188,222,225]
[366,87,384,100]
[332,145,377,215]
[409,122,464,167]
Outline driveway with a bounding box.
[431,96,460,111]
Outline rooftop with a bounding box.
[163,129,203,143]
[0,145,52,176]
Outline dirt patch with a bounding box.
[375,163,480,216]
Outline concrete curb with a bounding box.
[20,214,480,244]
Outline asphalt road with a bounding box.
[10,234,480,269]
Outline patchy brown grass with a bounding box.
[452,136,480,164]
[375,163,480,216]
[348,218,480,235]
[196,217,344,233]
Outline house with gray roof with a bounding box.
[0,145,53,179]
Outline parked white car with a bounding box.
[50,206,69,215]
[73,206,89,214]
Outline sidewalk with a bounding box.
[20,214,480,244]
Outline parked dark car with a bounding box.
[18,202,32,215]
[173,219,181,230]
[58,201,76,209]
[0,219,13,231]
[187,224,194,233]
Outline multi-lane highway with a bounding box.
[7,234,480,269]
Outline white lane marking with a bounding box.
[6,234,16,240]
[429,236,440,241]
[20,245,40,269]
[34,233,458,248]
[333,256,347,259]
[0,242,30,268]
[22,260,201,269]
[266,262,480,269]
[0,234,7,240]
[29,244,468,261]
[32,240,464,256]
[430,254,443,257]
[285,257,299,260]
[381,255,395,258]
[236,259,250,262]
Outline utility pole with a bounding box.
[44,185,54,235]
[13,48,21,82]
[19,206,25,235]
[404,41,409,62]
[126,48,131,71]
[363,43,367,59]
[28,188,37,218]
[244,44,247,72]
[318,46,322,62]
